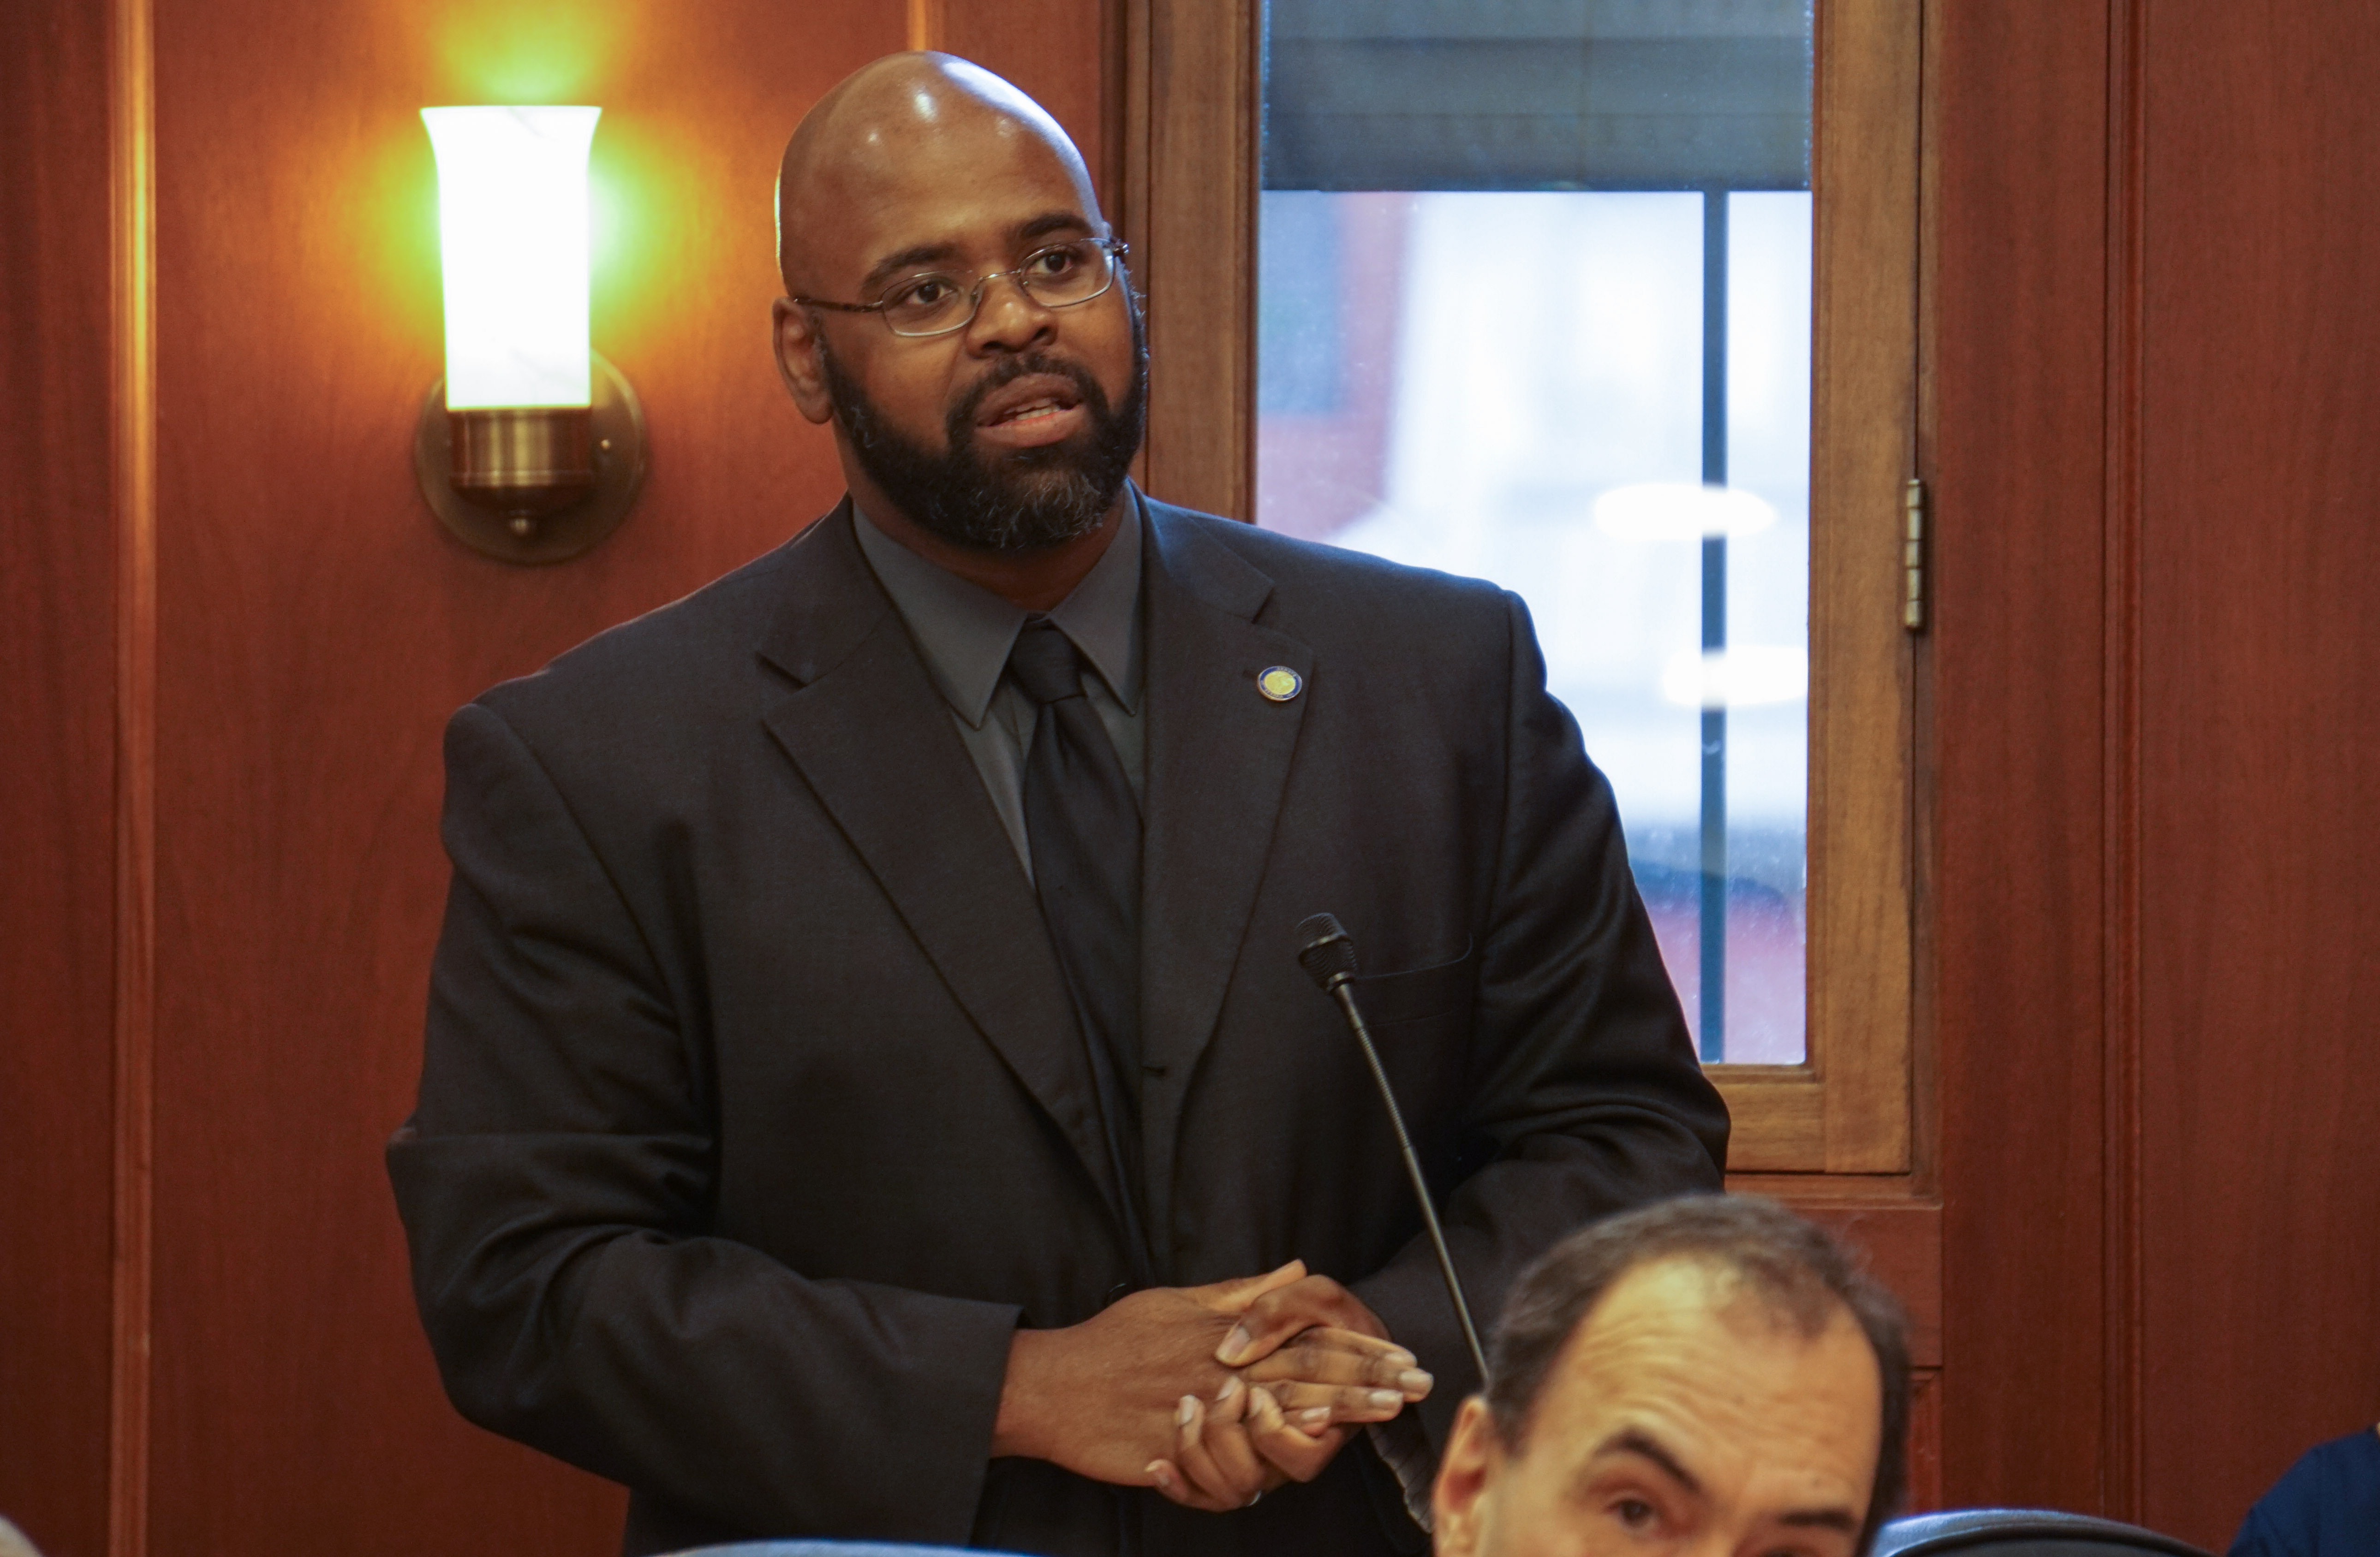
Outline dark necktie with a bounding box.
[1008,617,1144,1095]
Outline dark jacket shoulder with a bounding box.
[469,514,845,744]
[472,493,1520,749]
[1142,495,1515,651]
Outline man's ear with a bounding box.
[1431,1396,1502,1557]
[771,297,836,425]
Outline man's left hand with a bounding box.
[1219,1272,1429,1419]
[1233,1323,1431,1432]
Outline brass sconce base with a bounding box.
[414,353,646,565]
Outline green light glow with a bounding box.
[435,10,619,106]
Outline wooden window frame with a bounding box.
[1117,0,1921,1176]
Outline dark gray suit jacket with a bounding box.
[387,495,1728,1557]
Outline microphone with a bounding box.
[1295,913,1490,1383]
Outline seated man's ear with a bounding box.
[1431,1396,1503,1557]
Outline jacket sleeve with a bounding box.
[385,701,1020,1542]
[1352,590,1730,1446]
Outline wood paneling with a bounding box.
[0,5,1124,1550]
[1805,0,1919,1177]
[15,2,2380,1551]
[2134,0,2380,1546]
[1927,0,2380,1542]
[1926,0,2380,1544]
[1906,1370,1944,1515]
[2100,2,2148,1521]
[1926,0,2118,1519]
[1713,1070,1827,1170]
[109,2,161,1552]
[1712,0,1927,1180]
[937,0,1120,214]
[0,1,121,1552]
[132,0,908,1549]
[1121,0,1260,517]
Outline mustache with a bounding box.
[815,307,1147,553]
[948,352,1111,443]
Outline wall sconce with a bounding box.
[413,105,645,564]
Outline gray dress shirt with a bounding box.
[851,495,1145,881]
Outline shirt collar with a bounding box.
[1045,491,1144,715]
[850,490,1145,728]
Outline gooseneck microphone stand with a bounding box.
[1295,912,1490,1383]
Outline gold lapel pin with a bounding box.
[1257,666,1303,702]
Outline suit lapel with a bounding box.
[1136,501,1313,1242]
[754,505,1128,1221]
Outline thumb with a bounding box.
[1188,1259,1307,1313]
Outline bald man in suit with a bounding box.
[388,52,1727,1557]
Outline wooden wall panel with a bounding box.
[937,0,1120,211]
[1928,0,2380,1543]
[0,3,121,1553]
[2134,0,2380,1546]
[1120,0,1260,518]
[16,2,2380,1552]
[136,0,903,1549]
[1926,0,2118,1519]
[1906,1370,1944,1515]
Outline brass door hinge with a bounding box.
[1902,477,1927,632]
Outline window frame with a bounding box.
[1118,0,1920,1173]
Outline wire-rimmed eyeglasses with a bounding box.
[792,237,1129,339]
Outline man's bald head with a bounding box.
[765,52,1142,562]
[776,53,1103,297]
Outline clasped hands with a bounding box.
[991,1260,1432,1512]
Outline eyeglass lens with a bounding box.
[881,240,1115,337]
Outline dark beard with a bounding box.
[819,303,1148,553]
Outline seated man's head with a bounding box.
[1433,1195,1910,1557]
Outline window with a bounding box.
[1259,181,1817,1064]
[1123,0,1917,1170]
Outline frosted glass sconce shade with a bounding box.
[414,105,642,565]
[423,106,598,409]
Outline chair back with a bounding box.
[1872,1508,2213,1557]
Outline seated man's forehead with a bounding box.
[1557,1258,1863,1383]
[1535,1256,1880,1478]
[1543,1269,1765,1437]
[1572,1254,1746,1350]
